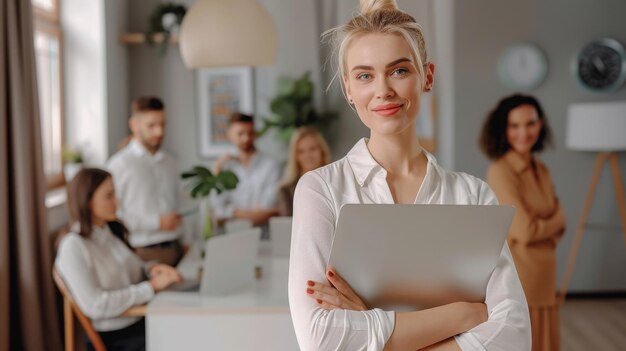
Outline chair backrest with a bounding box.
[224,218,253,234]
[52,267,107,351]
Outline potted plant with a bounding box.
[181,166,239,240]
[62,146,83,182]
[259,71,337,141]
[146,3,187,56]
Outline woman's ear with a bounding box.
[424,62,435,92]
[343,76,353,104]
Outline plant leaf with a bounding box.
[190,182,205,198]
[192,166,213,177]
[217,171,239,190]
[181,171,197,179]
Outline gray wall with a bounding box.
[104,0,130,158]
[455,0,626,292]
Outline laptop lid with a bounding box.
[269,216,292,257]
[327,204,515,309]
[200,227,261,295]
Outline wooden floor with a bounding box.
[561,298,626,351]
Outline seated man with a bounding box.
[211,112,280,229]
[107,96,183,266]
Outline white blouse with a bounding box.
[55,225,154,332]
[288,138,530,351]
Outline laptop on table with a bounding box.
[167,227,261,295]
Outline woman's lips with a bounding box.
[372,103,403,117]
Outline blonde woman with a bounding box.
[278,127,331,216]
[288,0,531,350]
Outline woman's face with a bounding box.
[89,177,118,224]
[506,104,543,155]
[343,32,433,137]
[297,135,324,173]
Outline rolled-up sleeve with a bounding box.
[454,182,531,350]
[288,172,395,351]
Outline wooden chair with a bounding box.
[52,267,107,351]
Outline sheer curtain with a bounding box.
[0,0,63,350]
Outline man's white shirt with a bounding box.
[107,140,180,247]
[210,153,281,218]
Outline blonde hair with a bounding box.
[323,0,429,99]
[281,127,331,187]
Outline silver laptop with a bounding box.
[327,204,515,310]
[168,227,261,295]
[269,216,292,257]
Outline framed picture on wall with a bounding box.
[196,66,254,158]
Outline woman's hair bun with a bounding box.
[360,0,399,16]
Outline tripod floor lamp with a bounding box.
[559,101,626,298]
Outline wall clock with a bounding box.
[574,38,626,92]
[498,43,548,90]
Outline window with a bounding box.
[32,0,64,188]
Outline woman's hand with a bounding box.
[306,267,367,311]
[149,264,180,278]
[149,264,182,292]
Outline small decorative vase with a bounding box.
[199,197,215,241]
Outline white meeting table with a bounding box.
[146,243,299,350]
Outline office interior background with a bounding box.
[2,0,626,350]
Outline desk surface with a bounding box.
[148,255,290,315]
[146,242,298,350]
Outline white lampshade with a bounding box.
[566,102,626,151]
[179,0,277,69]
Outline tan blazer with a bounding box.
[487,151,565,306]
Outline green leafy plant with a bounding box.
[62,146,83,164]
[181,166,239,198]
[259,71,337,141]
[146,3,187,56]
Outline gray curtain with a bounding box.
[0,0,63,350]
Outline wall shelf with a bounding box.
[119,32,179,45]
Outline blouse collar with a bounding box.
[346,138,438,188]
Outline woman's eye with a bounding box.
[391,68,409,76]
[356,73,372,81]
